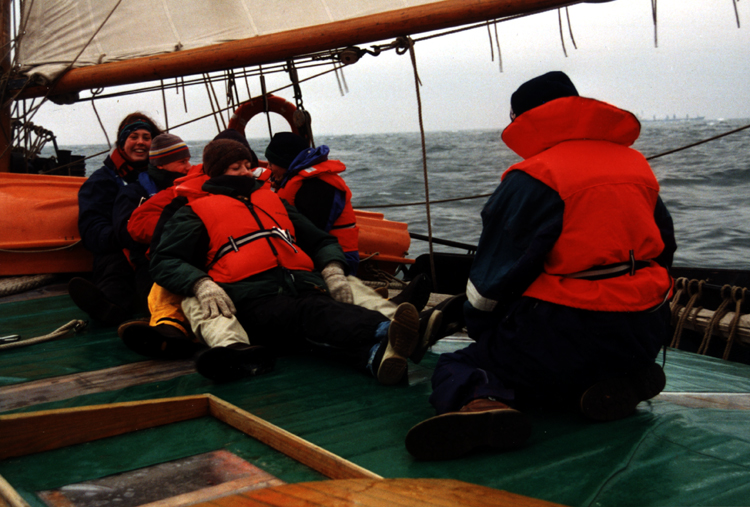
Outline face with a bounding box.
[224,160,254,177]
[122,130,152,162]
[267,162,287,189]
[158,158,191,174]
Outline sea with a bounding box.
[52,118,750,270]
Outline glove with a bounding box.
[321,261,353,304]
[192,277,236,319]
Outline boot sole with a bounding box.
[377,303,419,385]
[405,408,532,461]
[580,363,666,422]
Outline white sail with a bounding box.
[17,0,437,83]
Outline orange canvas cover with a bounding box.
[0,173,92,275]
[354,210,414,272]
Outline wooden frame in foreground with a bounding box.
[0,394,381,507]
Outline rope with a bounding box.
[0,319,86,351]
[0,239,82,254]
[0,274,56,297]
[670,279,703,349]
[723,287,746,360]
[404,36,438,292]
[697,284,732,355]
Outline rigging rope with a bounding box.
[0,319,86,351]
[404,36,438,291]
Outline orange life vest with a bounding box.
[276,160,359,253]
[501,97,673,312]
[188,188,315,284]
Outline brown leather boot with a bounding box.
[580,363,666,422]
[405,398,532,460]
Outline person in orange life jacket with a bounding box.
[69,112,163,326]
[266,132,360,274]
[265,132,442,355]
[405,71,677,461]
[119,129,263,360]
[149,138,430,383]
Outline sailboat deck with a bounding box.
[3,289,750,507]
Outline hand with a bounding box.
[321,261,353,304]
[192,277,236,319]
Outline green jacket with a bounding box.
[149,175,347,303]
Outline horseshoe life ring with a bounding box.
[228,94,308,139]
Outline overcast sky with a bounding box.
[35,0,750,146]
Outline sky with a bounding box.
[32,0,750,146]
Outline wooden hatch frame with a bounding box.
[0,394,381,507]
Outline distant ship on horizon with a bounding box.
[639,114,706,122]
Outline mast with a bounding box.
[15,0,585,100]
[0,0,10,172]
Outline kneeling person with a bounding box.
[149,139,428,383]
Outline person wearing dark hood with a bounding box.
[266,132,360,274]
[69,112,162,326]
[405,71,677,460]
[149,138,435,384]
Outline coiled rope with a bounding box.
[0,274,56,297]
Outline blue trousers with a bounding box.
[429,297,670,414]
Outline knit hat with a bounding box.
[202,139,254,177]
[265,132,309,169]
[213,129,259,168]
[510,71,579,118]
[149,133,190,167]
[117,119,160,147]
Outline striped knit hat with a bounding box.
[149,133,190,166]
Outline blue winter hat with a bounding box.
[510,71,579,118]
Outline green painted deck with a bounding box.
[3,290,750,506]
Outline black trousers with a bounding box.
[92,250,152,315]
[235,291,390,371]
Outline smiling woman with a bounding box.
[67,112,163,327]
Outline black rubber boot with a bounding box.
[120,321,206,359]
[195,343,275,382]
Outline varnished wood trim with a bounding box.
[0,395,209,460]
[18,0,583,99]
[207,395,381,480]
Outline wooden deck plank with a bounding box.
[654,392,750,410]
[0,360,196,412]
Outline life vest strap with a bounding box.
[564,256,651,281]
[209,227,298,269]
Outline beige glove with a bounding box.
[321,261,353,304]
[192,277,236,319]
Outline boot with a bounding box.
[68,277,129,326]
[405,398,532,461]
[389,274,431,312]
[119,321,205,359]
[409,308,443,365]
[580,363,666,422]
[195,343,275,382]
[433,292,467,338]
[375,303,419,385]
